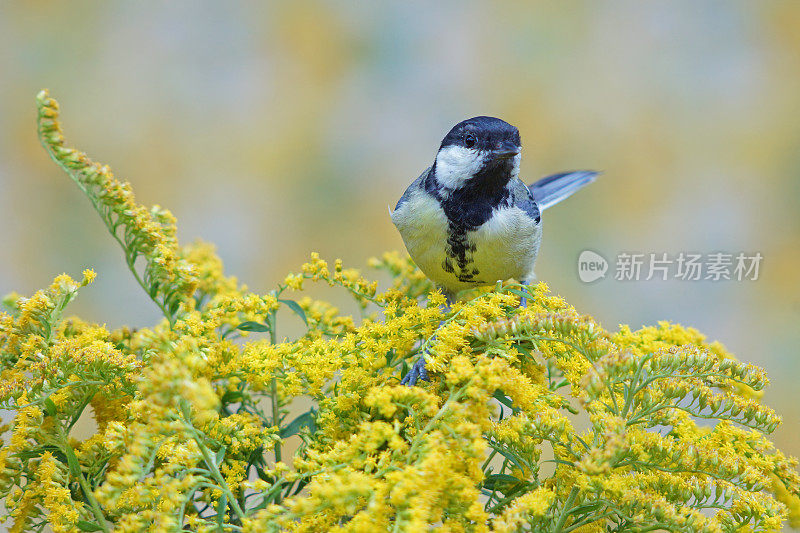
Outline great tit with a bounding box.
[391,116,598,385]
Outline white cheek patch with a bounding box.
[510,153,521,180]
[434,145,487,189]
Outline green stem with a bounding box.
[486,487,522,515]
[621,354,650,417]
[75,471,110,533]
[180,403,246,521]
[269,307,282,463]
[562,510,614,533]
[553,487,579,533]
[56,428,110,533]
[297,273,385,307]
[39,135,177,328]
[481,449,498,472]
[117,241,176,328]
[405,387,465,464]
[626,403,764,431]
[271,378,282,463]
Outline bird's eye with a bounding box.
[464,134,476,148]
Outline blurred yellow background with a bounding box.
[1,0,798,506]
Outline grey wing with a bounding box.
[529,170,599,211]
[394,167,432,210]
[508,179,541,224]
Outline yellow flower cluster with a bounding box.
[0,91,797,532]
[37,90,198,326]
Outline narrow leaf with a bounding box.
[221,389,245,403]
[482,473,523,490]
[280,410,316,438]
[514,343,534,361]
[492,390,519,414]
[76,521,104,532]
[503,287,531,301]
[214,446,226,468]
[63,446,82,478]
[486,440,528,473]
[43,397,58,417]
[236,321,270,333]
[279,299,308,326]
[216,493,227,526]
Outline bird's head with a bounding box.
[433,116,521,191]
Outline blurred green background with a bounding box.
[1,0,798,504]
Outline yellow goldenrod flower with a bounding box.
[1,90,797,533]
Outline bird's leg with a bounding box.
[401,355,429,386]
[519,280,530,308]
[401,292,453,386]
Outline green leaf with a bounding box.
[63,446,82,478]
[492,390,519,415]
[287,477,311,498]
[236,321,270,333]
[503,287,531,302]
[514,343,534,361]
[486,440,528,473]
[76,521,104,532]
[43,397,58,417]
[216,493,227,526]
[220,389,245,403]
[279,299,308,326]
[493,390,512,407]
[562,399,579,414]
[482,473,523,490]
[280,410,316,438]
[214,446,226,467]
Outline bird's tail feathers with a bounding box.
[529,170,600,211]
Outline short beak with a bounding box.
[493,141,520,160]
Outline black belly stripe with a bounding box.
[424,156,518,285]
[444,224,480,282]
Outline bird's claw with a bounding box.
[401,356,429,386]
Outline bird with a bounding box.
[390,116,598,386]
